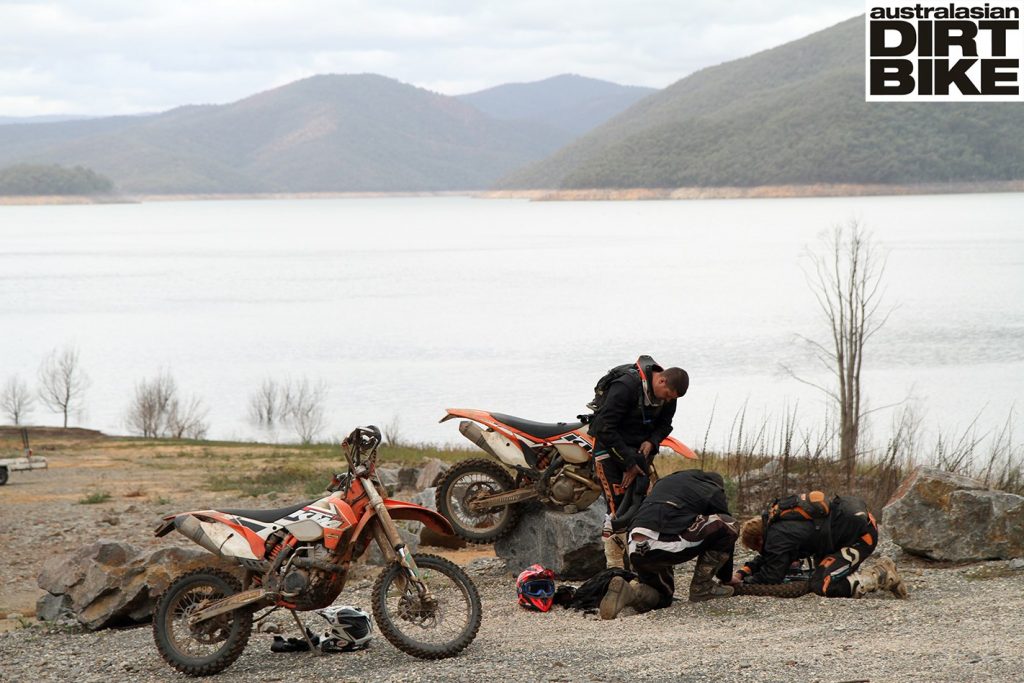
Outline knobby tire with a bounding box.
[372,553,482,659]
[152,568,253,676]
[435,458,520,543]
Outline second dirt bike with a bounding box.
[437,408,697,542]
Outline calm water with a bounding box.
[1,194,1021,452]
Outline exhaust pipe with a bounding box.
[175,514,228,557]
[458,421,502,459]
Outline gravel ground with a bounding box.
[2,440,1023,682]
[2,556,1023,683]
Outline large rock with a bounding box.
[883,467,1024,561]
[494,503,606,579]
[416,458,450,490]
[37,541,241,630]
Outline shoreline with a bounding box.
[1,181,1023,205]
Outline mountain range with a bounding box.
[501,17,1024,190]
[0,74,648,194]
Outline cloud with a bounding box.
[0,0,864,115]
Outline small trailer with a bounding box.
[0,428,47,485]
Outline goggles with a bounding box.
[519,579,555,598]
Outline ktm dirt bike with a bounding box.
[151,426,482,676]
[437,409,697,543]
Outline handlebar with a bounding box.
[331,426,382,489]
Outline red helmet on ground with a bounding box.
[516,563,556,612]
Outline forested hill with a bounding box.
[0,75,567,194]
[457,74,656,136]
[499,16,1024,190]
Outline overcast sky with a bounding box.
[0,1,863,117]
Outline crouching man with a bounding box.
[734,493,908,599]
[599,469,738,619]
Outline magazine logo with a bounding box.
[866,1,1024,101]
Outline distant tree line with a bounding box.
[0,163,114,196]
[2,346,332,444]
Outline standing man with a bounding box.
[588,355,689,568]
[599,469,738,619]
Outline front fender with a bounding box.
[351,499,456,548]
[383,500,455,536]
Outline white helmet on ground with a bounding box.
[314,605,374,652]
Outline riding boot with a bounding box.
[689,550,735,602]
[599,577,661,620]
[603,532,626,570]
[850,556,908,599]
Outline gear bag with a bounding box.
[554,568,637,612]
[586,355,659,412]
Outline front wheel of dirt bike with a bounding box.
[372,553,482,659]
[436,458,519,543]
[732,580,810,598]
[152,568,253,676]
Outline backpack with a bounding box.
[586,355,658,412]
[762,491,834,553]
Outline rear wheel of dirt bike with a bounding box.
[733,581,810,598]
[0,466,8,486]
[372,553,482,659]
[152,569,253,676]
[436,458,519,543]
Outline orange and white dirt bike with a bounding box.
[151,426,482,677]
[437,409,697,543]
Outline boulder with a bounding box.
[494,503,606,579]
[416,458,450,491]
[376,467,400,494]
[883,467,1024,561]
[397,466,421,490]
[37,541,241,630]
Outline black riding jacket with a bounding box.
[743,496,874,584]
[589,368,675,473]
[630,470,731,536]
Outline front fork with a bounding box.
[361,476,431,599]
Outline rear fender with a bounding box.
[661,436,698,460]
[441,408,518,443]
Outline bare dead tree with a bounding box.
[282,378,328,445]
[382,416,404,446]
[788,221,892,488]
[1,376,34,425]
[126,371,209,439]
[167,395,210,440]
[248,378,283,428]
[125,372,177,437]
[37,346,90,428]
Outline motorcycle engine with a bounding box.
[548,466,601,511]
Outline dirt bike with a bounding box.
[436,408,698,543]
[151,426,482,676]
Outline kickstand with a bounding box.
[288,609,321,657]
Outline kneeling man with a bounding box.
[734,493,907,599]
[600,469,738,619]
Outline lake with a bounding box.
[1,193,1021,455]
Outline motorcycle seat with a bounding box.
[490,412,583,440]
[218,501,313,524]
